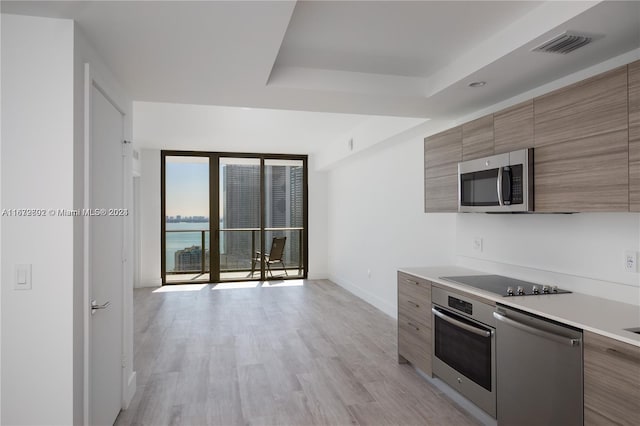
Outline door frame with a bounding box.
[160,150,309,284]
[83,63,129,425]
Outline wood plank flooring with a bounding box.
[115,280,479,426]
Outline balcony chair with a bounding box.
[250,236,288,278]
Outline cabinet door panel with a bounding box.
[424,126,461,212]
[629,60,640,212]
[494,100,534,154]
[584,331,640,426]
[534,66,628,148]
[425,126,462,171]
[462,115,494,161]
[534,131,629,212]
[425,174,458,212]
[534,66,629,212]
[398,314,432,374]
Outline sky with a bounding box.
[165,161,209,217]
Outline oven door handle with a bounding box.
[493,312,581,347]
[432,307,492,337]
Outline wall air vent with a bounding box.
[532,32,599,55]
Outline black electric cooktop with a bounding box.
[440,274,571,297]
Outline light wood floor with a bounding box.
[115,280,479,426]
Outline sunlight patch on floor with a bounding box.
[262,280,304,288]
[153,284,209,293]
[212,282,260,290]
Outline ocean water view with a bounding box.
[166,222,209,272]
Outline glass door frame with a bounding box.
[161,150,308,284]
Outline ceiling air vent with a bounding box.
[532,32,597,55]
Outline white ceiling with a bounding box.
[2,1,639,122]
[274,1,541,78]
[133,101,424,155]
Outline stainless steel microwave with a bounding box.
[458,148,533,213]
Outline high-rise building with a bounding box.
[220,165,260,270]
[174,245,210,272]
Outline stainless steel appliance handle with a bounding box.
[493,312,580,347]
[497,167,504,206]
[432,307,491,337]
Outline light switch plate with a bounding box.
[15,264,32,290]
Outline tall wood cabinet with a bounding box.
[629,60,640,212]
[424,127,461,212]
[533,66,629,212]
[584,331,640,425]
[397,272,432,376]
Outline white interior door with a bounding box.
[90,83,124,426]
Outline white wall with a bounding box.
[137,149,329,286]
[307,164,329,278]
[1,14,75,425]
[327,135,457,317]
[139,149,162,287]
[0,10,4,423]
[456,214,640,304]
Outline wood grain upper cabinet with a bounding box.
[462,114,494,161]
[584,331,640,425]
[424,126,462,212]
[397,272,432,376]
[533,66,629,212]
[629,60,640,212]
[494,100,534,154]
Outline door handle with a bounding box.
[493,311,581,346]
[496,167,504,206]
[91,299,111,315]
[432,307,492,337]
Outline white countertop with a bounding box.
[399,266,640,347]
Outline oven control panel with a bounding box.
[448,296,472,315]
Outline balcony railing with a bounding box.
[166,227,304,278]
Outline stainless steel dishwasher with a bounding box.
[493,305,583,426]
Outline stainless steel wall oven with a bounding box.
[431,287,497,417]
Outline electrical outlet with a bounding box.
[473,237,483,253]
[367,269,371,278]
[625,251,638,272]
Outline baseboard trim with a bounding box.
[123,371,137,409]
[328,274,396,318]
[308,271,328,280]
[136,277,161,288]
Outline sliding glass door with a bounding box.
[161,151,307,284]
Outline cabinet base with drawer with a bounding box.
[397,271,432,376]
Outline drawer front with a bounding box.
[584,331,640,426]
[398,272,431,301]
[398,281,431,327]
[398,312,432,374]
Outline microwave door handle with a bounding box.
[503,167,512,204]
[497,167,504,206]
